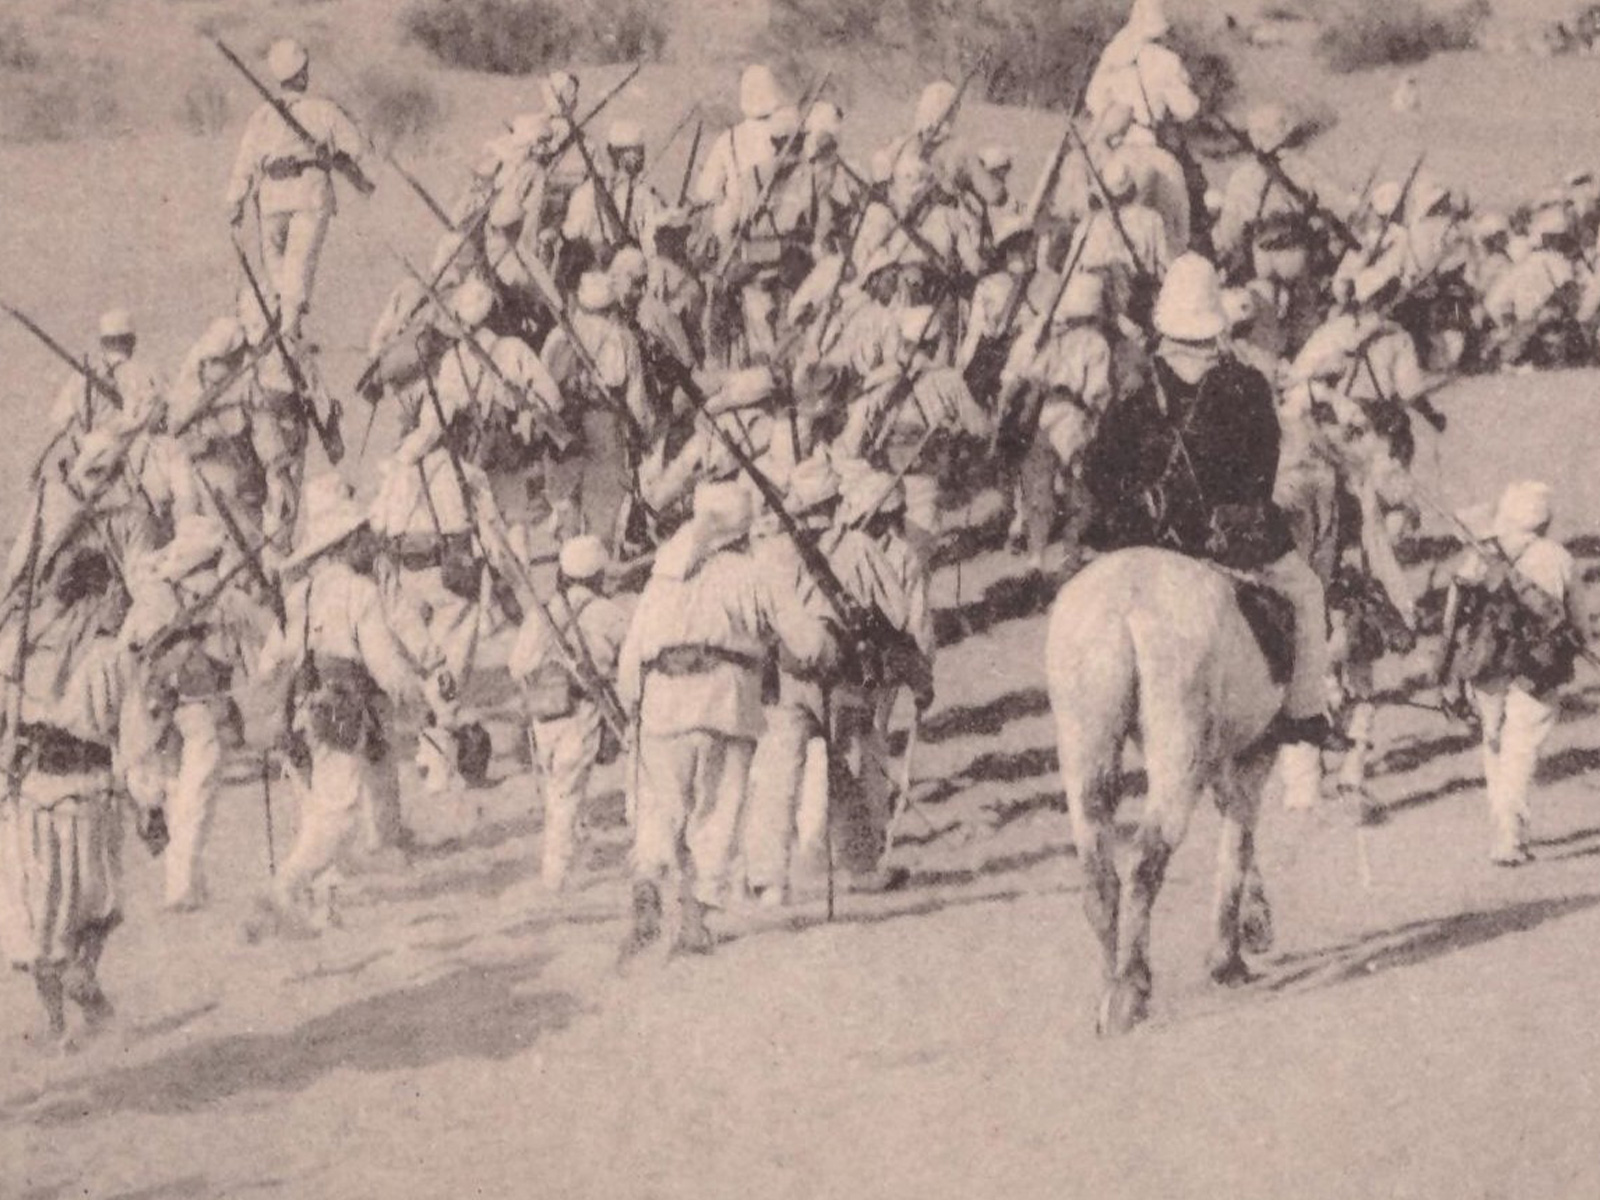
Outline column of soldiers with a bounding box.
[4,3,1598,1040]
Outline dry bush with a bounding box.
[0,61,121,143]
[179,76,232,136]
[401,0,666,76]
[0,18,42,71]
[1316,0,1490,72]
[767,0,1235,113]
[354,65,444,149]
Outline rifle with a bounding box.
[1361,152,1427,270]
[867,298,952,457]
[390,248,576,452]
[352,63,644,395]
[416,369,629,738]
[1208,114,1359,252]
[212,38,375,197]
[189,465,286,629]
[3,304,123,413]
[831,156,963,281]
[556,94,631,248]
[231,239,345,466]
[1419,485,1600,679]
[678,117,705,207]
[1064,121,1152,285]
[710,73,834,286]
[2,482,47,803]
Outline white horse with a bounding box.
[1046,547,1282,1035]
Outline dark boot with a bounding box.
[673,894,715,956]
[62,961,115,1036]
[33,966,67,1046]
[618,880,663,962]
[1266,712,1353,752]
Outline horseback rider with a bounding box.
[1082,252,1340,748]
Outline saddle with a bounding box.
[1232,579,1296,687]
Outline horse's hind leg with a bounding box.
[1065,765,1122,992]
[1207,746,1275,986]
[1101,709,1202,1036]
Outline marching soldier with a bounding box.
[0,546,165,1050]
[251,479,431,935]
[694,64,786,257]
[509,535,629,891]
[1085,0,1200,138]
[879,80,964,184]
[821,462,936,893]
[224,38,372,340]
[841,306,990,568]
[617,480,838,957]
[542,271,649,545]
[997,272,1115,570]
[561,120,662,266]
[1440,482,1591,865]
[121,513,274,912]
[44,310,165,481]
[1066,160,1170,329]
[743,458,843,906]
[170,314,269,529]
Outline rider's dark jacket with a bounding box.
[1082,350,1293,571]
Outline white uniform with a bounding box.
[259,561,422,912]
[509,583,629,889]
[225,93,369,332]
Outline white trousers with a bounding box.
[532,703,603,889]
[260,207,332,335]
[1475,684,1557,859]
[164,703,224,909]
[631,730,755,908]
[274,744,371,910]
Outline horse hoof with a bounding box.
[1096,983,1149,1036]
[1208,951,1253,987]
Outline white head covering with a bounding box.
[898,305,942,348]
[268,39,309,86]
[836,462,904,526]
[576,272,615,312]
[607,119,644,149]
[705,366,776,416]
[98,308,134,340]
[193,315,245,363]
[284,475,369,572]
[1493,480,1553,543]
[540,71,579,114]
[915,80,959,135]
[739,64,785,120]
[692,480,754,554]
[450,278,495,329]
[785,455,841,515]
[1246,104,1291,154]
[1052,272,1104,324]
[1154,253,1227,342]
[558,534,609,582]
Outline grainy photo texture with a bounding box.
[0,0,1597,1195]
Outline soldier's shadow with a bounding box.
[14,957,582,1128]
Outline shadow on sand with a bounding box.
[15,957,582,1128]
[1258,893,1600,995]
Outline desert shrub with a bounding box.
[401,0,666,75]
[179,76,231,135]
[1316,0,1490,72]
[1,66,120,142]
[767,0,1234,114]
[0,19,42,71]
[355,65,444,148]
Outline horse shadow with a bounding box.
[1257,893,1600,995]
[15,956,582,1128]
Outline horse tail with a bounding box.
[1047,560,1140,831]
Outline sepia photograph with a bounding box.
[0,0,1596,1195]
